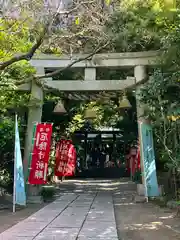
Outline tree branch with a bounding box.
[0,24,49,71]
[38,41,110,79]
[11,40,110,87]
[0,0,68,71]
[0,0,98,72]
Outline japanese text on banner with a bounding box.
[55,139,76,177]
[140,122,159,197]
[28,123,53,185]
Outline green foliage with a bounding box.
[104,0,180,173]
[0,117,15,193]
[106,0,179,54]
[66,100,120,134]
[106,1,162,51]
[40,186,56,202]
[0,19,32,61]
[0,19,35,111]
[47,146,56,183]
[140,69,180,171]
[0,116,26,193]
[0,19,34,192]
[0,0,180,187]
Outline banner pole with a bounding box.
[13,114,17,213]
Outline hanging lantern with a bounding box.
[119,94,132,109]
[53,100,67,114]
[84,109,96,119]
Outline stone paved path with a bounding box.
[0,181,118,240]
[0,179,180,240]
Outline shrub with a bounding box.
[40,186,56,202]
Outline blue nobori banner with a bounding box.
[139,122,159,197]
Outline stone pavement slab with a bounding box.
[78,221,117,239]
[77,238,118,240]
[1,238,32,240]
[34,227,79,240]
[0,183,118,240]
[3,179,180,240]
[77,191,118,239]
[0,193,78,240]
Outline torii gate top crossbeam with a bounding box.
[18,51,159,100]
[30,51,160,68]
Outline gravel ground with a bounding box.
[113,183,180,240]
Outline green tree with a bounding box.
[1,0,180,193]
[0,1,110,71]
[140,70,180,169]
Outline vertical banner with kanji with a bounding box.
[139,122,159,197]
[13,114,26,212]
[28,123,53,185]
[55,139,76,177]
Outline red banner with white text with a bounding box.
[28,123,53,185]
[55,139,76,177]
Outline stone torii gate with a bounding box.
[19,51,159,182]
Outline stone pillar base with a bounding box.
[137,183,145,196]
[134,195,146,203]
[137,183,163,197]
[27,196,42,204]
[26,185,42,203]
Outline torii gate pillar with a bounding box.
[134,65,147,184]
[24,67,44,199]
[134,65,146,120]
